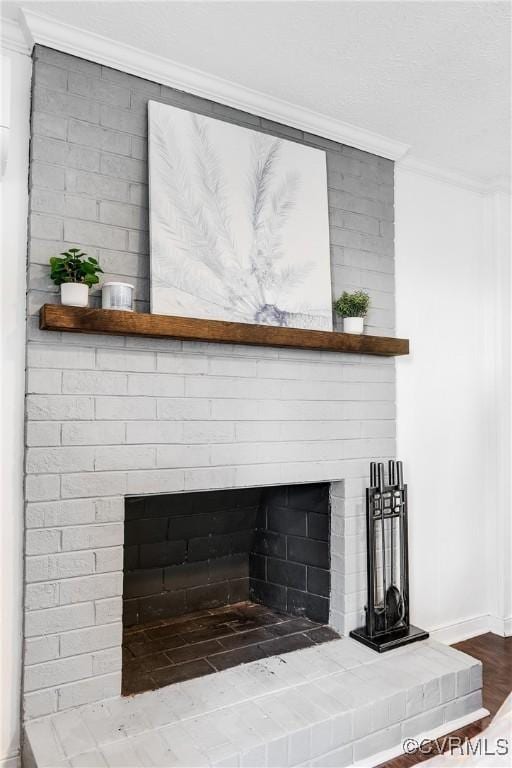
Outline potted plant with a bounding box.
[49,248,103,307]
[333,290,370,334]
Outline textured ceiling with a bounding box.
[4,0,511,181]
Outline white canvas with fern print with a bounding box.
[148,101,332,330]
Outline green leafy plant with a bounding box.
[333,290,370,318]
[49,248,103,287]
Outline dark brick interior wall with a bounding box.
[124,483,331,627]
[250,484,330,622]
[124,488,260,626]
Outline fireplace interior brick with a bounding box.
[122,602,340,695]
[123,483,331,628]
[124,488,261,626]
[249,483,331,622]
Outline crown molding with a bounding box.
[397,156,511,196]
[1,16,31,55]
[18,8,410,161]
[480,176,511,196]
[9,7,511,189]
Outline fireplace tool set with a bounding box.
[350,460,428,652]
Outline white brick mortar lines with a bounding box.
[23,638,483,768]
[24,46,396,718]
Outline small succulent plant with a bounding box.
[49,248,103,287]
[333,290,370,318]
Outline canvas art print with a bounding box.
[148,101,332,330]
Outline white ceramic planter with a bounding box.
[61,282,89,307]
[343,316,364,335]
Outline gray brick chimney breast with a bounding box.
[24,45,396,720]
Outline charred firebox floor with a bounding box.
[122,600,340,695]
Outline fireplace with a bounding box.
[122,483,339,693]
[19,47,488,768]
[23,45,397,721]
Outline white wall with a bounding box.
[483,190,512,637]
[0,46,31,768]
[395,167,511,643]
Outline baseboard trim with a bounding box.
[429,613,512,643]
[429,615,493,644]
[352,707,490,768]
[488,614,512,637]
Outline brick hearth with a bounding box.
[24,638,485,768]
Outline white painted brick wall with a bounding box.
[25,638,479,768]
[59,622,122,657]
[23,44,396,719]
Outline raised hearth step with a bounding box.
[24,638,485,768]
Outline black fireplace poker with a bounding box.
[349,460,429,652]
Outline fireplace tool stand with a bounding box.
[350,460,429,652]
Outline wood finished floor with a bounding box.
[378,632,512,768]
[122,600,340,695]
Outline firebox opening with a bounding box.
[122,483,339,694]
